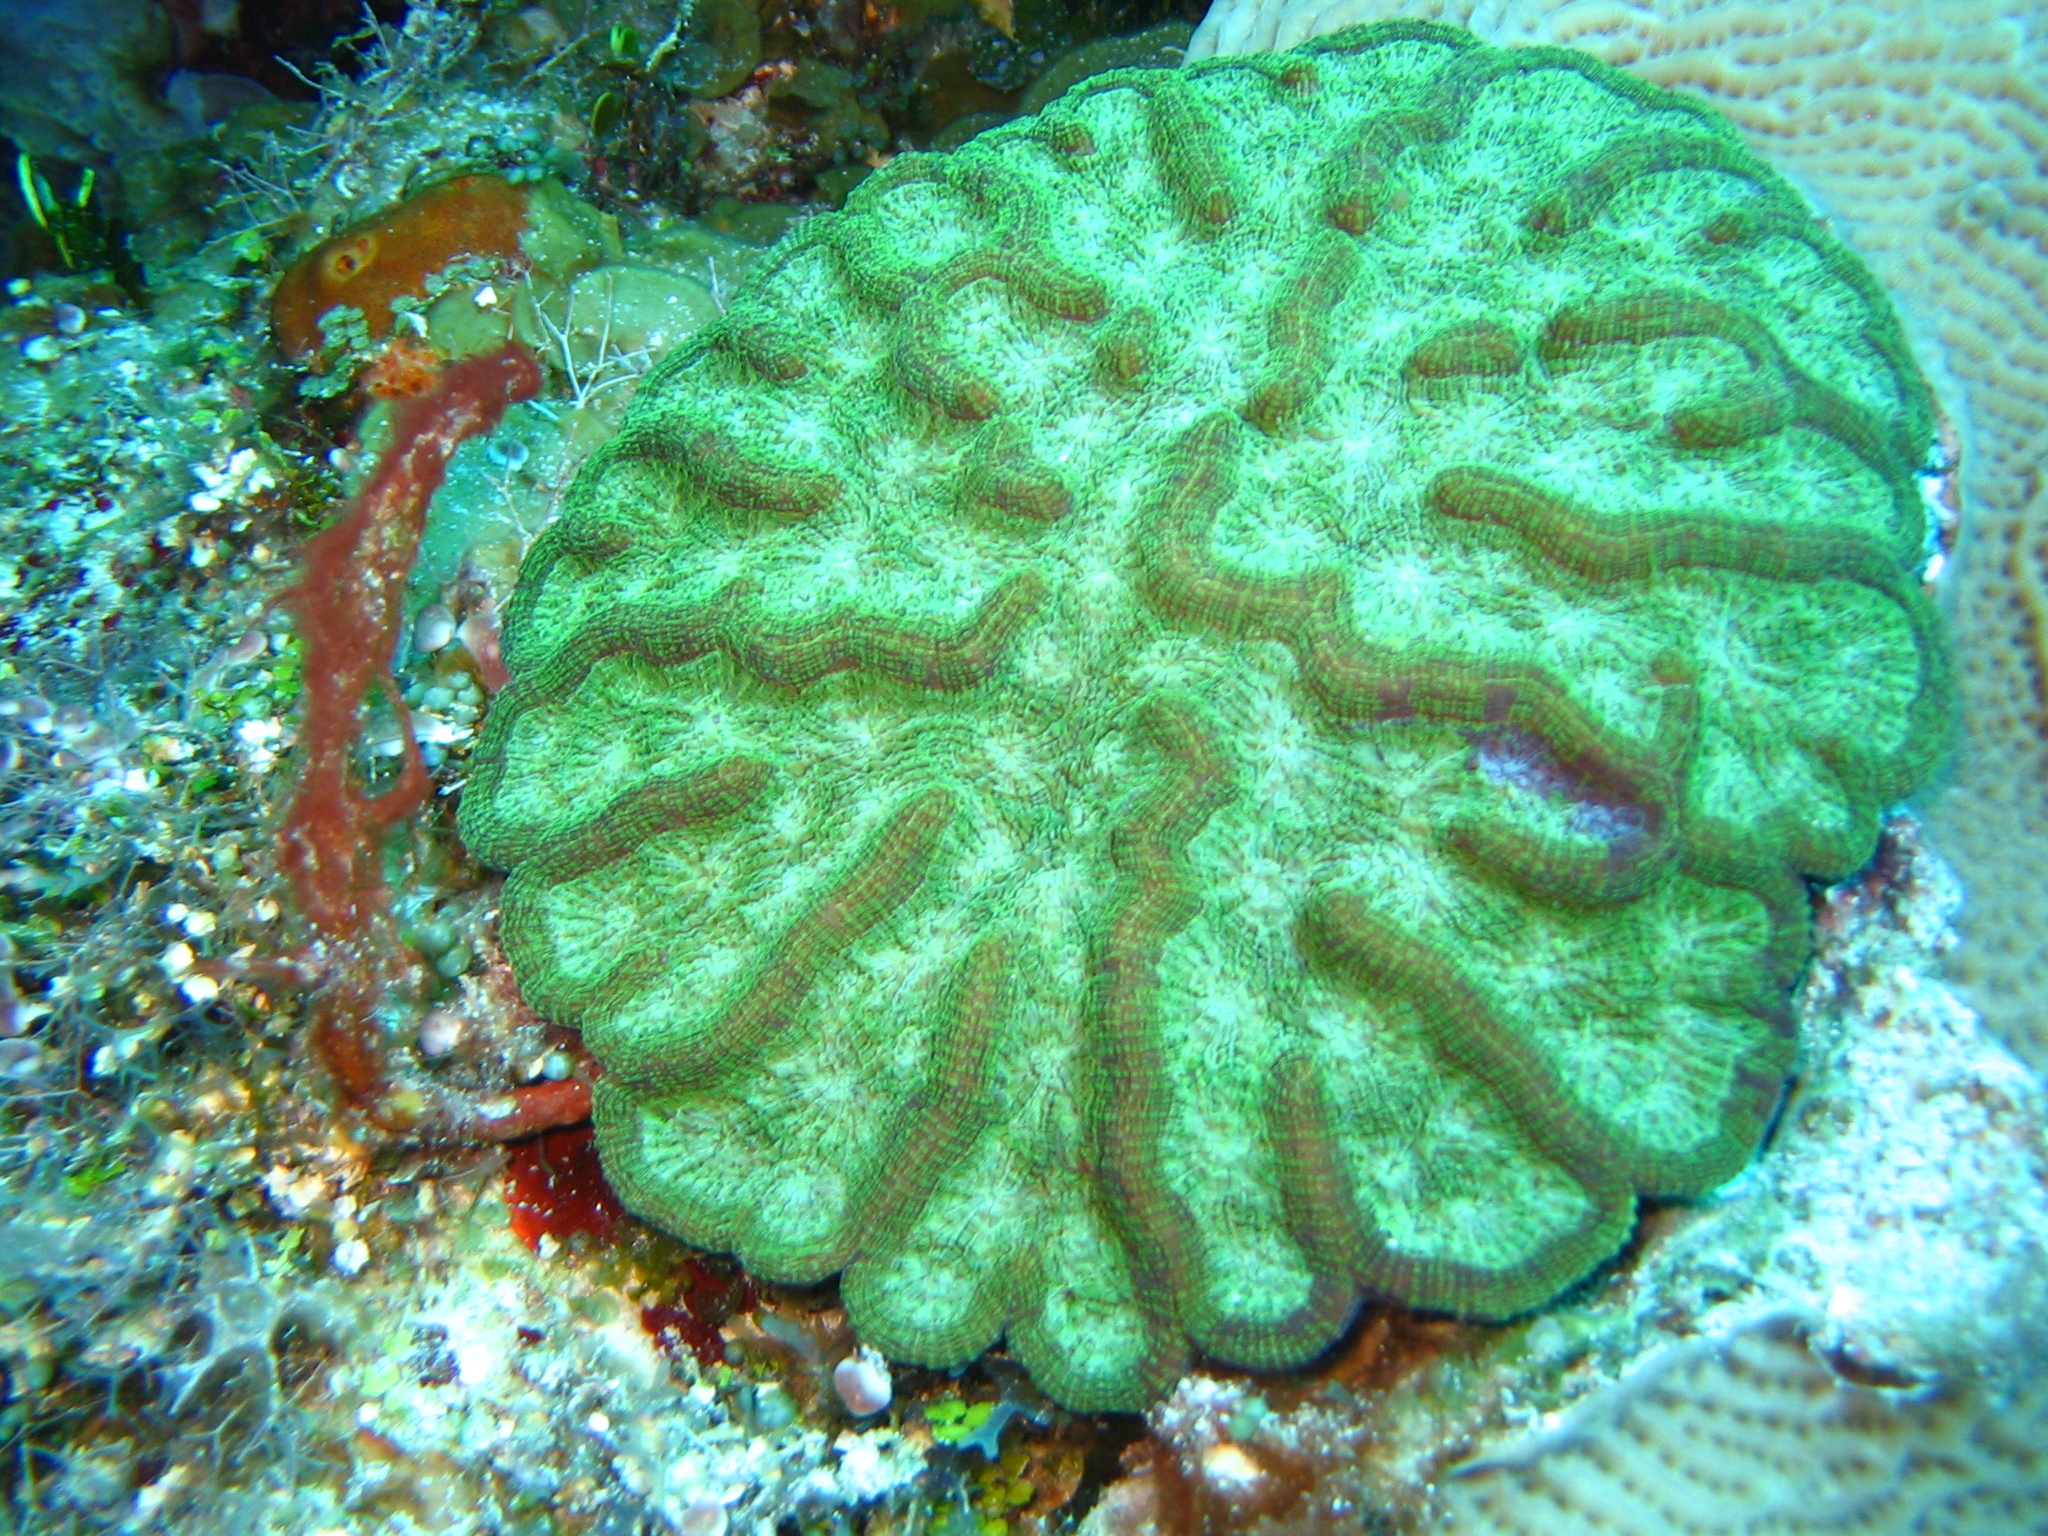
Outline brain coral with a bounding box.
[460,21,1950,1410]
[1186,0,2048,1076]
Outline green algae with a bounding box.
[1018,19,1193,113]
[661,0,766,100]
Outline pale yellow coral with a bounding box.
[1434,1315,2048,1535]
[1188,0,2048,1075]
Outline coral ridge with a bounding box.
[461,21,1949,1408]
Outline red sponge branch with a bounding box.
[281,345,539,941]
[275,344,588,1137]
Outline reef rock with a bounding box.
[461,22,1949,1410]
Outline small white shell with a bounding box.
[416,1009,464,1058]
[412,603,457,654]
[832,1346,893,1417]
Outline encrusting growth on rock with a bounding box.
[270,175,535,359]
[460,22,1950,1409]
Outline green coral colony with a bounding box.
[461,22,1950,1409]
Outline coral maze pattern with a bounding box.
[1190,0,2048,1077]
[461,24,1948,1410]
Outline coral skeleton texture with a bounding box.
[465,24,1948,1409]
[1435,1316,2048,1535]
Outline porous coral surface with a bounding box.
[1433,1316,2048,1535]
[461,22,1948,1410]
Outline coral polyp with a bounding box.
[460,21,1949,1410]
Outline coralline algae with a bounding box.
[462,22,1949,1410]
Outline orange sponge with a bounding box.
[270,174,534,360]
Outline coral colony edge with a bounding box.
[459,21,1951,1411]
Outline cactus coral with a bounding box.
[460,22,1949,1409]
